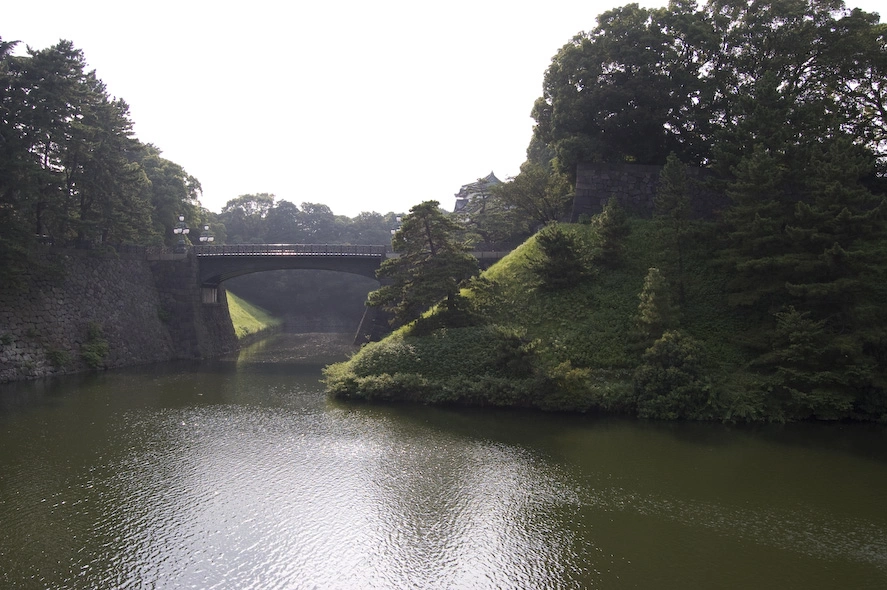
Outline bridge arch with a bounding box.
[196,244,386,283]
[195,244,386,304]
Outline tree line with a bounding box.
[0,38,420,289]
[0,38,202,282]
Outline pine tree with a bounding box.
[760,306,864,420]
[368,201,478,327]
[594,196,630,268]
[527,222,588,290]
[635,267,678,344]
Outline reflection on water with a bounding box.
[1,333,886,589]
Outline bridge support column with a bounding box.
[149,253,237,359]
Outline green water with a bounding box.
[1,333,885,589]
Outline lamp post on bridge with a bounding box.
[199,225,214,244]
[390,216,402,236]
[173,214,190,253]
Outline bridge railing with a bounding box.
[194,244,388,257]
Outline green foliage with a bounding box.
[0,38,199,252]
[327,210,887,421]
[320,0,887,422]
[490,161,573,227]
[0,333,13,346]
[369,201,478,327]
[761,306,863,420]
[593,196,630,268]
[634,267,678,345]
[533,1,886,173]
[325,325,541,406]
[45,347,71,368]
[633,330,711,420]
[80,322,109,369]
[527,222,590,290]
[654,153,691,300]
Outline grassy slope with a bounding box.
[324,219,753,416]
[227,291,282,339]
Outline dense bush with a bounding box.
[527,223,590,290]
[324,324,542,406]
[633,330,711,420]
[80,322,109,369]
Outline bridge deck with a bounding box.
[194,244,511,288]
[195,244,387,257]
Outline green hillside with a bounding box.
[325,219,747,419]
[227,291,281,340]
[325,213,887,423]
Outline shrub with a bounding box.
[81,322,109,369]
[634,267,679,345]
[527,223,589,290]
[633,330,711,419]
[46,348,71,368]
[593,197,630,268]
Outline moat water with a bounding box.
[1,333,886,589]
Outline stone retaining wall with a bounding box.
[0,249,237,383]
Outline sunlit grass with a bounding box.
[227,291,282,339]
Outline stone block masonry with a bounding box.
[0,249,237,383]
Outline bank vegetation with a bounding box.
[326,1,887,422]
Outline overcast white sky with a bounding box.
[5,1,884,218]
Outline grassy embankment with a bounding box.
[227,291,282,340]
[324,219,759,419]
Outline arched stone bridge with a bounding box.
[195,244,388,287]
[193,243,511,305]
[196,244,510,286]
[191,243,511,339]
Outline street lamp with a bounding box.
[199,225,215,243]
[173,214,190,253]
[390,215,402,235]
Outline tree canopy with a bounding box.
[0,37,206,284]
[531,0,887,175]
[369,201,478,327]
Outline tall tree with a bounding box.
[531,1,716,173]
[344,211,400,246]
[299,202,342,243]
[138,144,202,245]
[219,193,275,243]
[531,1,887,175]
[0,38,35,285]
[64,75,153,244]
[368,201,478,327]
[263,200,304,243]
[1,39,167,247]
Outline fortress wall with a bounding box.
[0,249,237,383]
